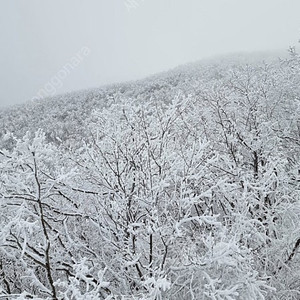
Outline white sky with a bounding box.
[1,0,300,107]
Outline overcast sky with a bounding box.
[1,0,300,107]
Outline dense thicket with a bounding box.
[0,50,300,299]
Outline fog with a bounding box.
[1,0,300,107]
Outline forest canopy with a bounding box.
[0,50,300,299]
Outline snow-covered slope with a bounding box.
[0,52,285,146]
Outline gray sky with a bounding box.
[1,0,300,107]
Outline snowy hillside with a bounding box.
[1,50,300,299]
